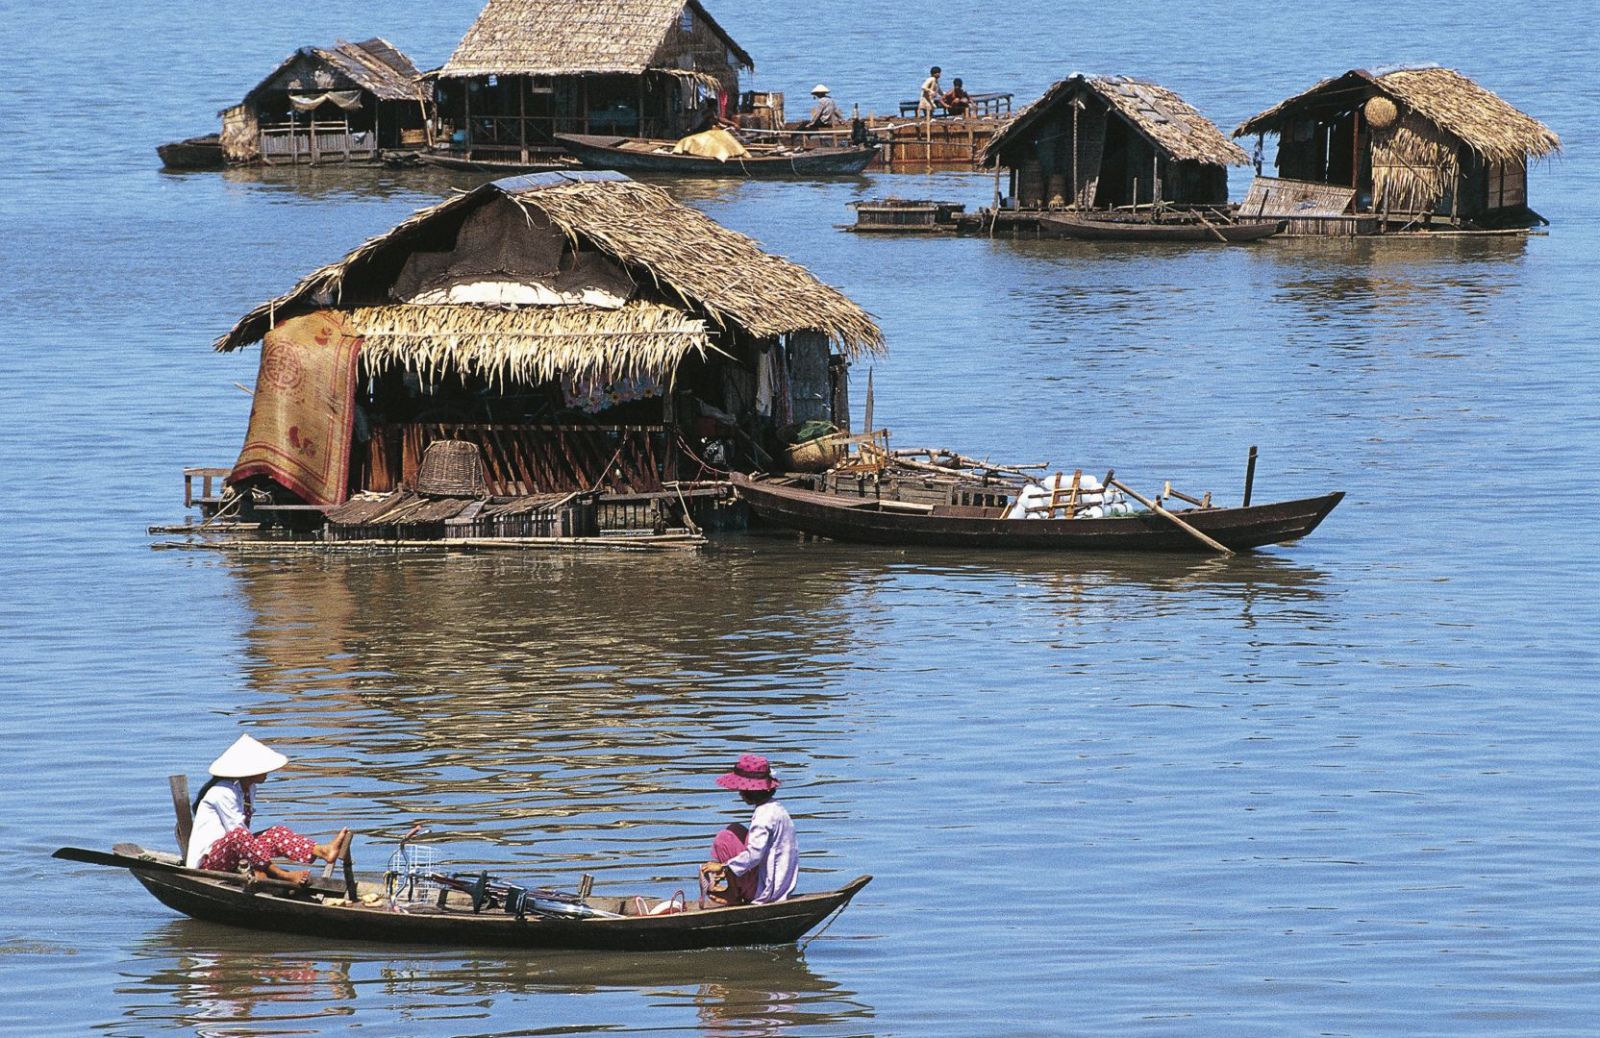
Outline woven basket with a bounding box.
[783,434,848,473]
[416,440,488,498]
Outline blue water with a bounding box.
[5,1,1600,1035]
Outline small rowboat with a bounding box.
[415,150,583,175]
[157,134,225,170]
[54,844,870,952]
[1038,212,1284,243]
[555,133,876,178]
[732,473,1342,552]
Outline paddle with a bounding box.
[53,846,344,896]
[1193,209,1231,244]
[1106,478,1235,556]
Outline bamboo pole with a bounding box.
[1108,478,1234,556]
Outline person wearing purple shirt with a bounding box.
[700,754,798,905]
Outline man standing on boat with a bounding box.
[701,754,797,904]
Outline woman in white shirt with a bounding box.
[700,754,798,905]
[187,734,349,885]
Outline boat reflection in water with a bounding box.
[124,920,870,1037]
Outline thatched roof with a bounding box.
[349,300,713,385]
[438,0,752,79]
[216,172,881,361]
[242,38,423,104]
[983,74,1248,167]
[1233,67,1560,164]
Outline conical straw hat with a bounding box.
[209,734,289,778]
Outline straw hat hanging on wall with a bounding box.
[1364,95,1398,129]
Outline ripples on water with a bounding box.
[5,0,1600,1035]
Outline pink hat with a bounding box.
[716,754,780,791]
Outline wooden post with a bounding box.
[1352,107,1361,189]
[464,82,472,156]
[662,390,678,481]
[1243,445,1258,507]
[1071,101,1079,205]
[519,76,528,163]
[1109,478,1234,556]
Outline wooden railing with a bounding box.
[260,122,377,165]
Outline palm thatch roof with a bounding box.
[438,0,752,79]
[1233,67,1560,164]
[242,38,423,104]
[984,74,1248,167]
[216,172,881,364]
[349,300,714,385]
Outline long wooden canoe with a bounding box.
[55,845,869,951]
[415,151,583,175]
[732,474,1342,552]
[1038,212,1284,243]
[555,134,876,177]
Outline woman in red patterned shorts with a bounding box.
[186,734,349,886]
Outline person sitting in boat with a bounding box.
[941,78,973,117]
[687,104,740,136]
[701,754,797,905]
[804,84,842,129]
[186,734,349,885]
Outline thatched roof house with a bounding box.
[430,0,753,161]
[1233,67,1560,228]
[221,38,429,164]
[983,74,1247,209]
[220,172,880,506]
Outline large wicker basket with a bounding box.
[783,434,849,473]
[416,440,488,498]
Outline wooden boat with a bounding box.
[1037,212,1284,243]
[54,844,870,951]
[555,133,876,177]
[416,150,583,175]
[732,473,1342,552]
[157,134,225,170]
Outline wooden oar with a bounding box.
[54,846,345,896]
[1193,209,1231,244]
[1107,478,1235,556]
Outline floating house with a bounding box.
[982,74,1247,210]
[214,172,880,536]
[1232,67,1561,234]
[220,39,429,165]
[430,0,753,166]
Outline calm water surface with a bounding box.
[4,1,1600,1036]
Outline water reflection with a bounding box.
[119,920,869,1038]
[200,542,1329,884]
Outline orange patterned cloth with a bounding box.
[229,311,363,506]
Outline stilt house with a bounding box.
[220,39,429,165]
[982,75,1247,210]
[216,172,880,515]
[1232,67,1561,233]
[431,0,753,164]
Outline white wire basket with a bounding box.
[384,839,440,910]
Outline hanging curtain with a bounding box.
[288,90,363,112]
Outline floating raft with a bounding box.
[324,490,597,542]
